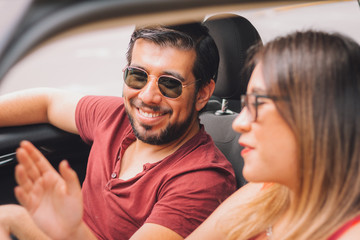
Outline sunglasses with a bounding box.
[123,66,198,99]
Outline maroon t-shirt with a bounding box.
[76,96,236,240]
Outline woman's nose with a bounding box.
[232,108,252,133]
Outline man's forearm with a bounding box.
[11,216,51,240]
[0,205,96,240]
[0,205,50,240]
[0,88,82,134]
[0,88,50,127]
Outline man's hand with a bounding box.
[14,140,84,240]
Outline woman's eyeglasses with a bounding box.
[241,93,281,122]
[123,66,198,99]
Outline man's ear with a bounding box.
[195,79,216,111]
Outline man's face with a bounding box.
[123,39,199,145]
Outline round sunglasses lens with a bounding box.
[158,77,182,98]
[124,68,148,89]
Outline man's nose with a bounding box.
[137,76,162,104]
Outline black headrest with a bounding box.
[199,112,246,188]
[204,14,262,101]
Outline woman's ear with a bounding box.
[195,79,216,111]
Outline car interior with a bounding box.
[0,12,261,204]
[201,13,262,188]
[0,2,262,204]
[0,3,359,240]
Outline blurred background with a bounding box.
[0,0,359,96]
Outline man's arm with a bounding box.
[130,223,183,240]
[0,226,10,240]
[185,182,263,240]
[0,88,84,134]
[0,204,50,240]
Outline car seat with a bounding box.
[200,13,262,188]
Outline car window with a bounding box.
[231,0,360,44]
[0,21,134,96]
[1,0,358,96]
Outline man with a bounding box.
[0,23,236,239]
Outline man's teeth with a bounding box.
[139,109,162,118]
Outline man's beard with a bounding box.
[125,99,197,145]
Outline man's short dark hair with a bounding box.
[126,22,219,91]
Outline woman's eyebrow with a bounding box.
[248,87,267,94]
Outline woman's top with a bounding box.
[252,183,360,240]
[327,215,360,240]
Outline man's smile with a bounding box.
[139,109,165,118]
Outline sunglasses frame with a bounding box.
[123,66,198,99]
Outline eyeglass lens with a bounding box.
[241,94,257,121]
[123,67,183,98]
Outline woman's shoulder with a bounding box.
[335,217,360,240]
[225,182,265,204]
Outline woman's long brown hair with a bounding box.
[224,31,360,240]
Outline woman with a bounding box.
[187,30,360,239]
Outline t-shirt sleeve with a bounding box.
[75,96,124,144]
[145,169,236,238]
